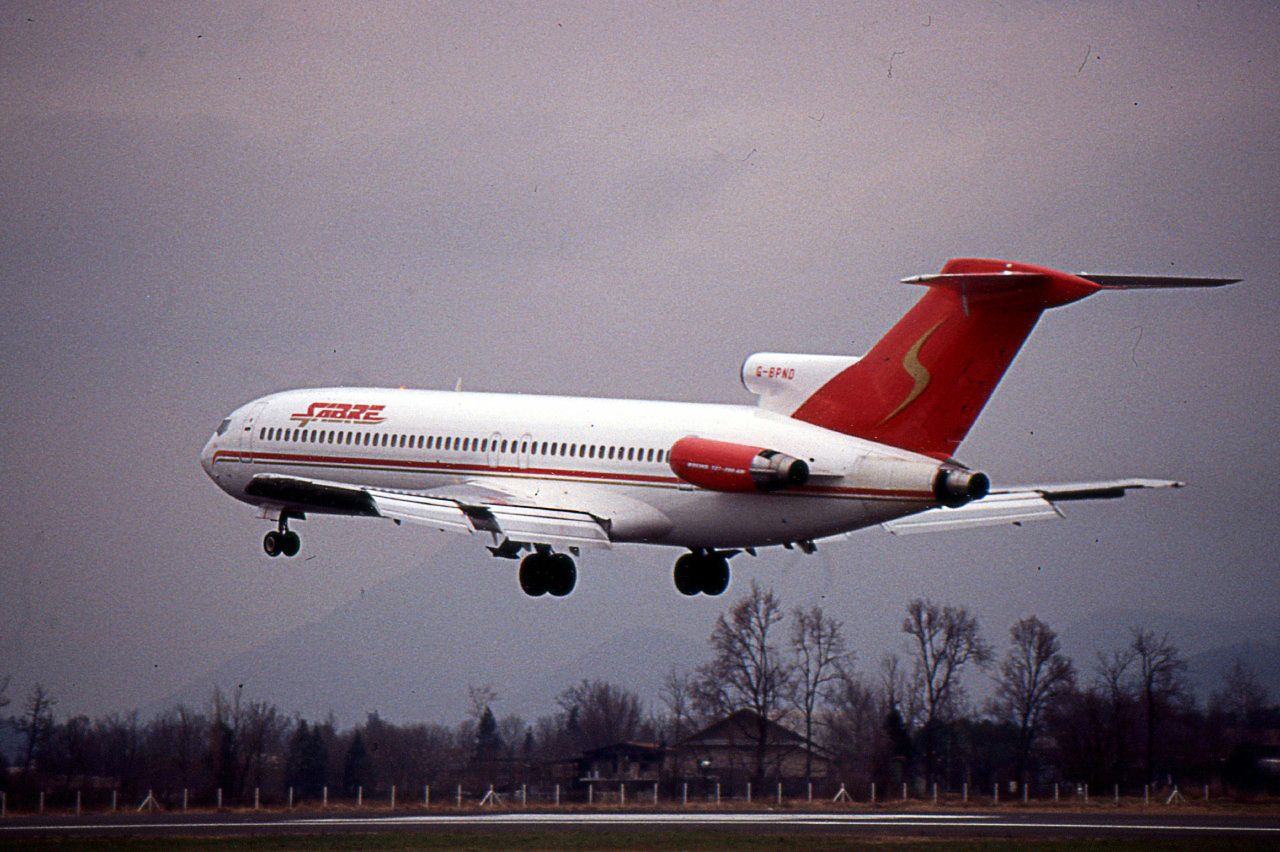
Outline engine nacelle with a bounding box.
[933,466,991,508]
[669,436,810,493]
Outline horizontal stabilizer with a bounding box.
[1078,274,1240,289]
[882,478,1182,535]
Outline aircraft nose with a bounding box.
[200,435,217,479]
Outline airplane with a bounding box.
[200,258,1236,597]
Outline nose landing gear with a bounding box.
[263,517,301,558]
[518,547,577,597]
[673,549,733,597]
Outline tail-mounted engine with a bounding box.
[933,466,990,508]
[669,436,810,493]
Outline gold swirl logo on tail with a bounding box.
[877,319,945,425]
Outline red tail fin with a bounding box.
[790,259,1102,458]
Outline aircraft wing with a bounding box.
[880,478,1183,535]
[244,474,614,550]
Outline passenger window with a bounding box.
[500,440,508,453]
[479,438,487,452]
[568,444,576,458]
[627,447,635,461]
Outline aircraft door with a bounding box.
[517,432,534,470]
[238,400,270,463]
[487,432,503,468]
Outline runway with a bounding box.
[4,809,1279,843]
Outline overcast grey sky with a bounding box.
[2,2,1277,721]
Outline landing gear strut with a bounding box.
[263,516,301,558]
[673,549,732,597]
[518,548,577,597]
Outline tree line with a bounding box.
[2,583,1276,805]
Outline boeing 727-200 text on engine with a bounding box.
[201,258,1236,597]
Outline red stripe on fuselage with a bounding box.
[211,450,933,500]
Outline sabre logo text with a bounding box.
[290,402,386,427]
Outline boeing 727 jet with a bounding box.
[201,258,1235,597]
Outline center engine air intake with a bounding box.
[669,436,810,493]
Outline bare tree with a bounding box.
[659,666,695,744]
[20,683,56,773]
[1094,647,1136,785]
[990,616,1075,784]
[788,605,852,783]
[1129,628,1188,785]
[1210,657,1271,734]
[556,679,644,750]
[693,581,793,784]
[901,598,992,786]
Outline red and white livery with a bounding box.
[201,259,1236,597]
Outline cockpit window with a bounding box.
[215,418,232,436]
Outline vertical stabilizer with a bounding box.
[790,259,1104,458]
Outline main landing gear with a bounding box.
[263,517,301,558]
[518,547,577,597]
[673,549,732,597]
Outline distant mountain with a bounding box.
[155,549,709,727]
[1060,608,1279,700]
[156,574,1278,730]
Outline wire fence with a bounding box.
[0,779,1232,817]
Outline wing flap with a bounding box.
[366,491,475,534]
[245,473,612,548]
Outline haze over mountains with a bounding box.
[159,546,1278,727]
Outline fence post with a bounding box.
[425,784,430,807]
[1084,783,1089,802]
[588,784,593,805]
[39,791,45,814]
[808,782,813,803]
[554,784,560,807]
[287,787,292,809]
[993,783,999,804]
[76,790,82,816]
[1114,783,1120,805]
[1,791,6,818]
[1054,783,1059,803]
[521,784,526,807]
[654,783,659,805]
[682,783,687,806]
[1203,784,1209,802]
[1144,784,1149,806]
[715,783,721,805]
[933,783,938,804]
[746,782,751,803]
[620,783,625,806]
[184,788,190,812]
[456,785,462,808]
[870,782,876,804]
[216,788,222,810]
[254,786,260,810]
[902,782,908,801]
[1022,784,1028,804]
[777,782,783,806]
[391,785,396,810]
[962,782,968,803]
[322,786,328,808]
[357,786,363,807]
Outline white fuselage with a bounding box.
[201,387,949,549]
